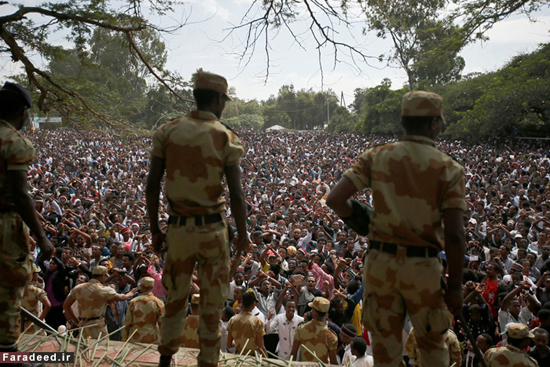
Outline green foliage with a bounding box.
[261,85,338,130]
[361,0,466,89]
[223,114,265,130]
[357,84,408,135]
[327,106,358,133]
[444,43,550,139]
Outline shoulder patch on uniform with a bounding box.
[220,121,239,136]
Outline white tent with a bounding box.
[266,125,287,131]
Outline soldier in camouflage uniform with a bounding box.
[147,70,249,367]
[291,297,338,364]
[226,291,267,356]
[327,91,466,367]
[21,264,51,334]
[180,294,200,348]
[0,82,53,366]
[63,266,137,339]
[122,276,164,343]
[484,323,539,367]
[405,327,462,366]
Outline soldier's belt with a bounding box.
[79,316,101,322]
[370,241,438,258]
[168,213,222,226]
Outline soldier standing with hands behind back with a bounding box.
[0,82,53,367]
[327,91,466,367]
[146,70,249,367]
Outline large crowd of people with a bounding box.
[23,128,550,366]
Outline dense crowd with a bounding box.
[23,128,550,366]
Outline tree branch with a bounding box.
[0,6,146,32]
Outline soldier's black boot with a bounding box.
[0,343,44,367]
[158,354,172,367]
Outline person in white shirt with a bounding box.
[351,337,373,367]
[265,299,304,360]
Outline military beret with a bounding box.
[0,82,32,108]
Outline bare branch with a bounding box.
[125,31,194,106]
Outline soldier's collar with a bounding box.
[401,135,436,147]
[505,344,524,352]
[0,119,17,130]
[186,110,218,121]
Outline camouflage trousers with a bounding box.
[78,318,108,340]
[363,248,451,367]
[0,212,33,345]
[158,216,230,367]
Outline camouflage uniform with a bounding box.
[153,72,243,367]
[226,311,265,355]
[405,327,462,367]
[0,119,35,345]
[343,92,466,367]
[294,319,338,363]
[484,345,539,367]
[180,315,200,349]
[122,291,164,343]
[21,283,48,334]
[484,323,539,367]
[68,279,117,339]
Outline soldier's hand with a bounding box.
[444,288,463,316]
[234,234,250,252]
[151,231,166,254]
[37,237,54,263]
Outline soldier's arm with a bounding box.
[326,177,357,218]
[290,338,300,361]
[39,295,51,320]
[9,170,53,261]
[443,208,466,315]
[225,164,249,250]
[63,295,79,326]
[146,156,165,236]
[328,349,337,365]
[226,331,234,350]
[112,288,138,302]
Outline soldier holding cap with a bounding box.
[122,277,164,343]
[484,323,538,366]
[327,91,466,366]
[0,82,53,365]
[180,294,200,349]
[147,70,249,367]
[63,265,137,339]
[291,296,338,364]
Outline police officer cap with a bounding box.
[193,70,232,100]
[92,265,108,276]
[401,91,445,125]
[0,82,32,108]
[140,276,155,288]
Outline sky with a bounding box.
[1,1,549,103]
